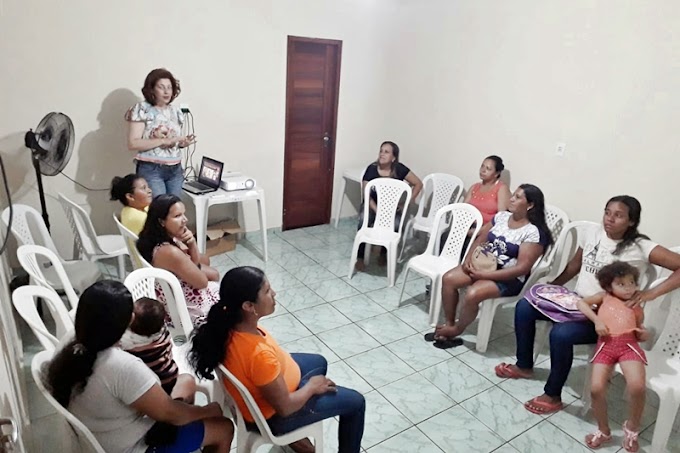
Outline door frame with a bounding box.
[282,35,343,230]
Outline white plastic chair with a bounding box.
[31,350,106,453]
[12,286,74,351]
[124,267,193,341]
[646,287,680,453]
[17,245,79,314]
[59,194,128,278]
[2,205,101,294]
[113,214,151,270]
[398,173,464,261]
[216,364,324,453]
[474,204,570,353]
[398,203,483,326]
[348,179,412,287]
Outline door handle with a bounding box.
[322,133,331,148]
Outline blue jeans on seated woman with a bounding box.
[267,353,365,453]
[136,161,184,197]
[514,297,597,398]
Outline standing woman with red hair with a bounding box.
[126,68,196,197]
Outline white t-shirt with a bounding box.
[486,211,548,281]
[574,226,658,297]
[68,347,158,453]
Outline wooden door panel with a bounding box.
[283,36,342,230]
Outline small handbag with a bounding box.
[470,245,498,272]
[525,283,588,323]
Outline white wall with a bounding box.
[2,0,679,253]
[379,0,680,246]
[0,0,392,257]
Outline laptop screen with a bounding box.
[198,157,224,187]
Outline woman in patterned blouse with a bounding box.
[126,68,196,197]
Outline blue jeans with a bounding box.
[136,161,184,197]
[514,297,597,398]
[267,353,365,453]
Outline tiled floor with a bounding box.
[22,217,680,452]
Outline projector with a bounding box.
[220,175,256,191]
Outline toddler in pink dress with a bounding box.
[577,261,648,452]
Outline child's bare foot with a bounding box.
[585,429,612,449]
[622,421,640,452]
[288,438,315,453]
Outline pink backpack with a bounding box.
[525,284,588,323]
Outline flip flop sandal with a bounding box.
[524,397,563,415]
[622,421,640,452]
[433,337,463,349]
[424,332,436,342]
[494,363,531,379]
[585,430,612,449]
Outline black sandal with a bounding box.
[433,337,463,349]
[424,332,436,342]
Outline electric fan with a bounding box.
[24,112,75,232]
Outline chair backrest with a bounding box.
[528,204,570,278]
[414,173,464,223]
[544,220,600,284]
[17,244,80,312]
[59,193,104,257]
[654,245,680,280]
[543,204,570,261]
[124,267,193,340]
[216,364,277,442]
[13,286,74,352]
[113,214,150,270]
[430,204,483,262]
[31,350,106,453]
[361,179,412,235]
[650,286,680,359]
[1,205,60,257]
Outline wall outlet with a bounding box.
[556,142,566,157]
[180,103,190,113]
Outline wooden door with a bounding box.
[282,36,342,230]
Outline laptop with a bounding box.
[182,156,224,195]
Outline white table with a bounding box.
[183,187,268,261]
[333,167,365,228]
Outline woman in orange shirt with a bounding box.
[464,155,511,223]
[189,266,365,453]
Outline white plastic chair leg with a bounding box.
[117,255,126,279]
[650,393,680,453]
[397,218,414,263]
[347,241,361,279]
[387,243,396,287]
[580,362,594,415]
[476,300,497,353]
[534,320,551,364]
[312,423,324,453]
[398,267,410,307]
[363,244,371,266]
[429,277,443,327]
[334,178,348,228]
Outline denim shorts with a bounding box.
[145,420,204,453]
[494,278,525,297]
